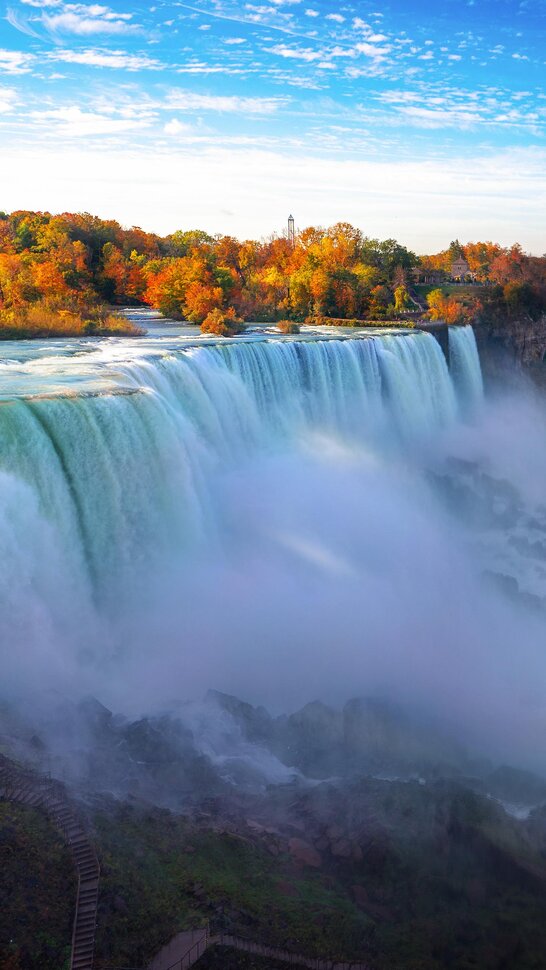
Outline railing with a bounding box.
[147,928,209,970]
[0,753,100,970]
[163,935,207,970]
[143,923,371,970]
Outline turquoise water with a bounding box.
[0,321,494,723]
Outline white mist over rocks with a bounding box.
[1,326,546,772]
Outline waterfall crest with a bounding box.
[449,324,484,413]
[0,326,483,677]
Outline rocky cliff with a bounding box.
[473,313,546,381]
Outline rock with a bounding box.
[276,879,297,897]
[343,697,466,772]
[77,696,113,732]
[288,838,322,868]
[352,885,369,908]
[331,838,353,859]
[206,691,272,742]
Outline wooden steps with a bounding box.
[148,927,373,970]
[0,754,99,970]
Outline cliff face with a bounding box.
[474,314,546,380]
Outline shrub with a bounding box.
[201,307,245,337]
[277,320,300,334]
[0,301,144,339]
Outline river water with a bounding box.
[1,319,545,767]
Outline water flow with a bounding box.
[0,328,484,702]
[449,325,484,414]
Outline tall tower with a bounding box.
[288,214,295,247]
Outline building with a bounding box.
[451,256,472,281]
[412,267,447,285]
[287,214,295,246]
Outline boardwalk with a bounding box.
[0,754,100,970]
[148,926,372,970]
[1,753,372,970]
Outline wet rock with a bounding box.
[288,837,322,868]
[206,691,273,743]
[276,879,297,897]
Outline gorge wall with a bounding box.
[473,313,546,381]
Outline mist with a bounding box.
[2,329,546,776]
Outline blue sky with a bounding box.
[1,0,545,250]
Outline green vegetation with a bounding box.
[1,210,544,338]
[0,803,75,970]
[414,284,484,300]
[90,783,546,970]
[93,802,371,969]
[197,947,312,969]
[4,778,546,970]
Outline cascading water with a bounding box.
[0,324,496,718]
[0,329,478,599]
[449,324,484,413]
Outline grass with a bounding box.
[0,802,75,970]
[414,284,484,301]
[0,304,144,339]
[92,802,371,969]
[4,783,546,970]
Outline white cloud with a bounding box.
[0,86,18,112]
[43,4,138,36]
[0,49,35,74]
[166,90,287,113]
[1,144,545,253]
[224,37,246,44]
[29,105,151,135]
[47,48,163,70]
[355,42,391,60]
[175,63,247,74]
[267,43,322,61]
[5,8,42,38]
[397,105,481,128]
[164,118,196,135]
[326,13,345,22]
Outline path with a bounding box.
[0,754,100,970]
[148,926,372,970]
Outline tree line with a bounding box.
[0,211,545,334]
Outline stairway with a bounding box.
[148,926,372,970]
[0,755,100,970]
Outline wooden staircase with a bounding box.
[148,926,373,970]
[0,754,100,970]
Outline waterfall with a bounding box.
[0,329,484,690]
[448,325,484,414]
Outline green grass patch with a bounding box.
[0,802,75,970]
[92,803,371,969]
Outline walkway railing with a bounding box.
[147,924,372,970]
[0,754,100,970]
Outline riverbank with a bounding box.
[0,305,144,340]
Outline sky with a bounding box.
[0,0,545,252]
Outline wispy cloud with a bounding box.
[2,0,546,245]
[29,104,151,134]
[42,4,139,37]
[166,89,288,113]
[0,48,35,73]
[0,85,18,112]
[47,48,163,70]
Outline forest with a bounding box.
[0,210,545,336]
